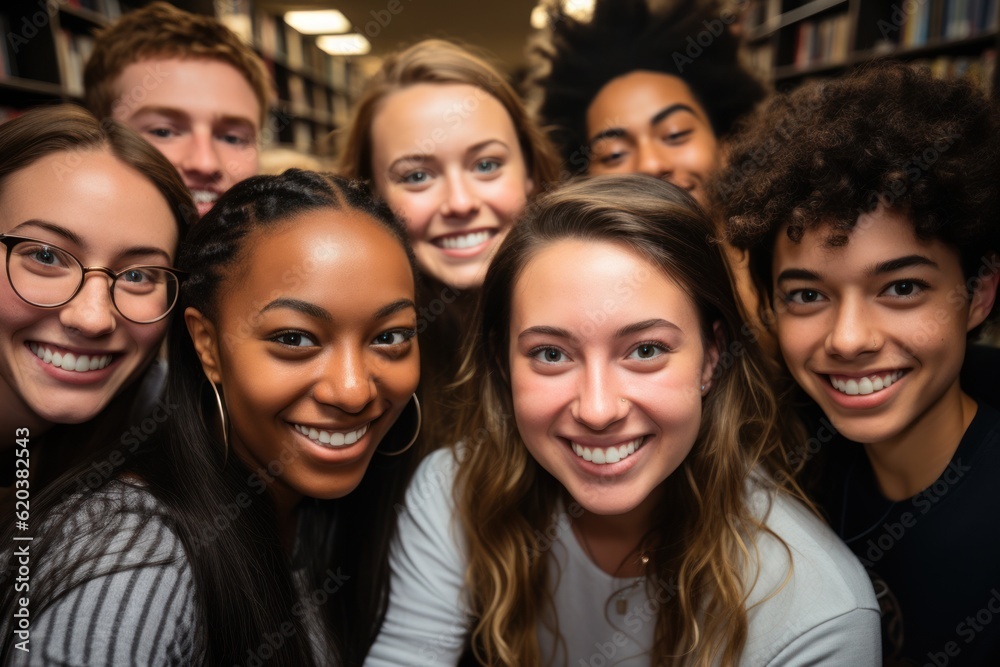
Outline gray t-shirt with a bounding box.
[366,448,881,666]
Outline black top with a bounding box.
[822,402,1000,666]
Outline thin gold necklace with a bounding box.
[575,523,650,614]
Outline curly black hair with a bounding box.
[712,62,1000,327]
[530,0,767,172]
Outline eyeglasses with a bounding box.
[0,234,185,324]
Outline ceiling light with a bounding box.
[317,34,371,56]
[530,0,595,29]
[284,10,351,35]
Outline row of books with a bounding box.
[256,13,352,90]
[898,0,999,48]
[54,29,96,96]
[63,0,121,21]
[911,48,996,92]
[794,12,852,68]
[0,14,15,79]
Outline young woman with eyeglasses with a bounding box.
[0,105,192,509]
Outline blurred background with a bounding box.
[1,0,996,166]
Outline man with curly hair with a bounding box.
[84,2,271,218]
[530,0,765,205]
[713,62,1000,665]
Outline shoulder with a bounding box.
[15,481,200,666]
[402,447,461,516]
[741,484,880,664]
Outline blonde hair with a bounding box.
[84,1,271,128]
[452,175,812,665]
[337,39,560,191]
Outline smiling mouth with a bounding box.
[432,229,495,251]
[29,342,115,372]
[570,437,645,465]
[292,422,369,448]
[827,370,907,396]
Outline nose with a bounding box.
[313,346,376,414]
[179,130,222,180]
[825,296,881,359]
[439,172,480,218]
[571,364,628,431]
[58,274,117,337]
[636,140,672,179]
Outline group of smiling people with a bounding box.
[1,0,999,665]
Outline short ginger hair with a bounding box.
[84,1,271,128]
[713,62,1000,326]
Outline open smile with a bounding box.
[28,341,118,372]
[291,421,370,448]
[568,436,646,465]
[430,229,497,256]
[827,370,908,396]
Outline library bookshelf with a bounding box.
[743,0,999,96]
[0,0,363,157]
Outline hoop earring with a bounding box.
[379,394,421,457]
[205,379,230,465]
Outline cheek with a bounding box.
[387,191,436,241]
[126,320,168,356]
[483,176,529,222]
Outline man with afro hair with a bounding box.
[714,62,1000,666]
[530,0,765,205]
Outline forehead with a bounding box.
[371,83,519,155]
[586,70,708,132]
[0,149,178,256]
[230,208,413,300]
[772,208,955,271]
[512,239,700,330]
[111,57,261,128]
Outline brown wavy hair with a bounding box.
[711,62,1000,332]
[337,38,560,190]
[452,174,811,665]
[84,1,272,128]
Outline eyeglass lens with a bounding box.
[7,241,179,323]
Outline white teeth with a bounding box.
[29,343,112,372]
[439,231,491,250]
[293,422,369,448]
[829,371,903,396]
[191,190,218,204]
[571,438,644,465]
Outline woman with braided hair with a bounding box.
[1,170,422,665]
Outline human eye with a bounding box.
[782,288,826,306]
[16,243,74,273]
[372,328,416,347]
[529,346,570,364]
[269,331,317,348]
[217,127,255,147]
[627,341,669,361]
[473,158,502,175]
[145,126,179,140]
[662,129,693,145]
[881,279,929,299]
[400,170,432,186]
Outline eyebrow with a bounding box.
[131,106,256,129]
[259,298,416,322]
[776,254,940,285]
[615,318,682,337]
[868,254,939,275]
[260,298,331,321]
[374,299,416,320]
[10,220,172,264]
[518,319,681,342]
[388,140,509,171]
[589,104,698,144]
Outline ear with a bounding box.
[525,176,535,198]
[184,307,223,384]
[700,320,723,393]
[967,255,1000,332]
